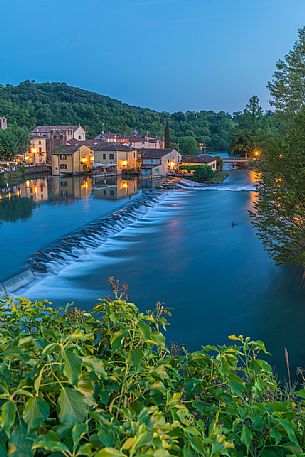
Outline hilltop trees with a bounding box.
[251,27,305,266]
[0,81,235,149]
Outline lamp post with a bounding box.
[199,142,203,157]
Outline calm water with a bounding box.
[1,170,305,376]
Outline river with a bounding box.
[1,168,304,377]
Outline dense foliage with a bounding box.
[0,126,29,160]
[229,97,279,157]
[0,81,235,149]
[180,164,215,182]
[251,27,305,266]
[1,282,305,456]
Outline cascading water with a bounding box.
[27,183,178,277]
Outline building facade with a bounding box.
[97,133,165,149]
[179,154,217,172]
[93,143,139,174]
[31,125,86,163]
[51,145,93,176]
[28,136,47,164]
[140,148,181,178]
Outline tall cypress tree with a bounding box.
[164,120,171,148]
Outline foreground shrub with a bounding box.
[0,287,304,456]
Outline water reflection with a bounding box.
[0,175,140,206]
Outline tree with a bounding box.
[251,27,305,266]
[245,95,263,120]
[0,126,29,160]
[164,120,171,148]
[179,136,198,154]
[267,27,305,115]
[193,165,214,182]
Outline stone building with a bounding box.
[140,148,181,178]
[31,125,86,162]
[51,144,93,176]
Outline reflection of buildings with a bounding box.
[0,178,49,202]
[0,175,139,205]
[21,179,49,202]
[93,177,138,200]
[48,176,92,201]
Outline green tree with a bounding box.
[230,96,265,156]
[0,126,29,160]
[251,27,305,266]
[194,164,214,182]
[179,136,198,154]
[164,120,171,148]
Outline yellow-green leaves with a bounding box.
[58,387,88,425]
[0,400,16,437]
[63,349,82,385]
[23,397,49,429]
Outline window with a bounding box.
[103,154,106,159]
[109,154,115,160]
[110,190,115,196]
[60,164,67,170]
[39,147,42,153]
[60,181,68,187]
[78,136,82,140]
[38,141,42,145]
[60,154,67,160]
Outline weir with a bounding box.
[26,183,178,278]
[0,269,35,294]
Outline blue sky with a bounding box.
[0,0,304,112]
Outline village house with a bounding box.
[51,144,93,176]
[31,125,86,162]
[140,148,181,178]
[97,133,165,149]
[128,135,165,149]
[93,143,139,174]
[28,136,47,164]
[0,117,7,129]
[179,154,218,173]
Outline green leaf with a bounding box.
[0,401,16,438]
[228,374,244,396]
[82,356,106,377]
[241,426,252,453]
[95,449,125,457]
[33,431,70,454]
[294,389,305,399]
[7,422,32,457]
[127,349,143,369]
[78,443,93,456]
[23,396,50,429]
[63,350,82,385]
[58,387,88,425]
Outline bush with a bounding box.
[0,283,304,456]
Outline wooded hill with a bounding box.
[0,81,236,149]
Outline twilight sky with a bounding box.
[0,0,304,113]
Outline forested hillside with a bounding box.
[0,81,235,149]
